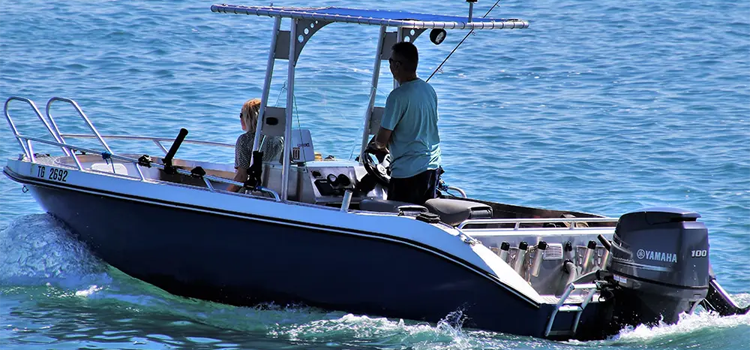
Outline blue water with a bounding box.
[1,0,749,349]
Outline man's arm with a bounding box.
[369,127,392,151]
[371,91,401,152]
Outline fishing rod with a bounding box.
[426,0,504,83]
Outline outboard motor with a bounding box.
[606,207,710,327]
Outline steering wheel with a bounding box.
[362,148,392,186]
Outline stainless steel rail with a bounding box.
[4,97,72,157]
[46,97,114,154]
[4,97,280,201]
[458,217,619,230]
[18,135,281,201]
[60,133,236,155]
[446,185,467,198]
[544,282,600,337]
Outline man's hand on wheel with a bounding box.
[366,139,389,163]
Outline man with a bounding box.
[368,41,441,205]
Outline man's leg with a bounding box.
[387,176,414,203]
[387,169,438,205]
[422,169,439,203]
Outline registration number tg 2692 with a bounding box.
[36,166,68,182]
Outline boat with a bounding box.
[3,2,747,341]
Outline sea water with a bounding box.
[1,0,748,349]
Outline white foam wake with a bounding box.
[0,213,110,289]
[613,307,750,344]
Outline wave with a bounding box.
[0,214,109,289]
[607,310,750,349]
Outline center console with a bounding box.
[262,159,385,205]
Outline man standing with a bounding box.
[368,41,441,205]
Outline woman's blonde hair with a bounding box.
[241,98,262,133]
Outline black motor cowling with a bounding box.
[607,207,710,327]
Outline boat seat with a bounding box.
[423,198,493,226]
[359,198,428,215]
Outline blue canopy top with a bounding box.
[211,5,529,30]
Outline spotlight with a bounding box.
[430,29,446,45]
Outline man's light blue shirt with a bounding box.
[381,78,441,178]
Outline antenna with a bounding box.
[466,0,478,22]
[427,0,502,83]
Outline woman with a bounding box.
[228,98,284,192]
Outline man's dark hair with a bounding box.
[392,41,418,72]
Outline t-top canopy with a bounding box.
[211,4,529,30]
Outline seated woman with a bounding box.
[227,98,284,192]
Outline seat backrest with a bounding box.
[424,198,493,226]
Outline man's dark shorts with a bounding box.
[387,169,439,205]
